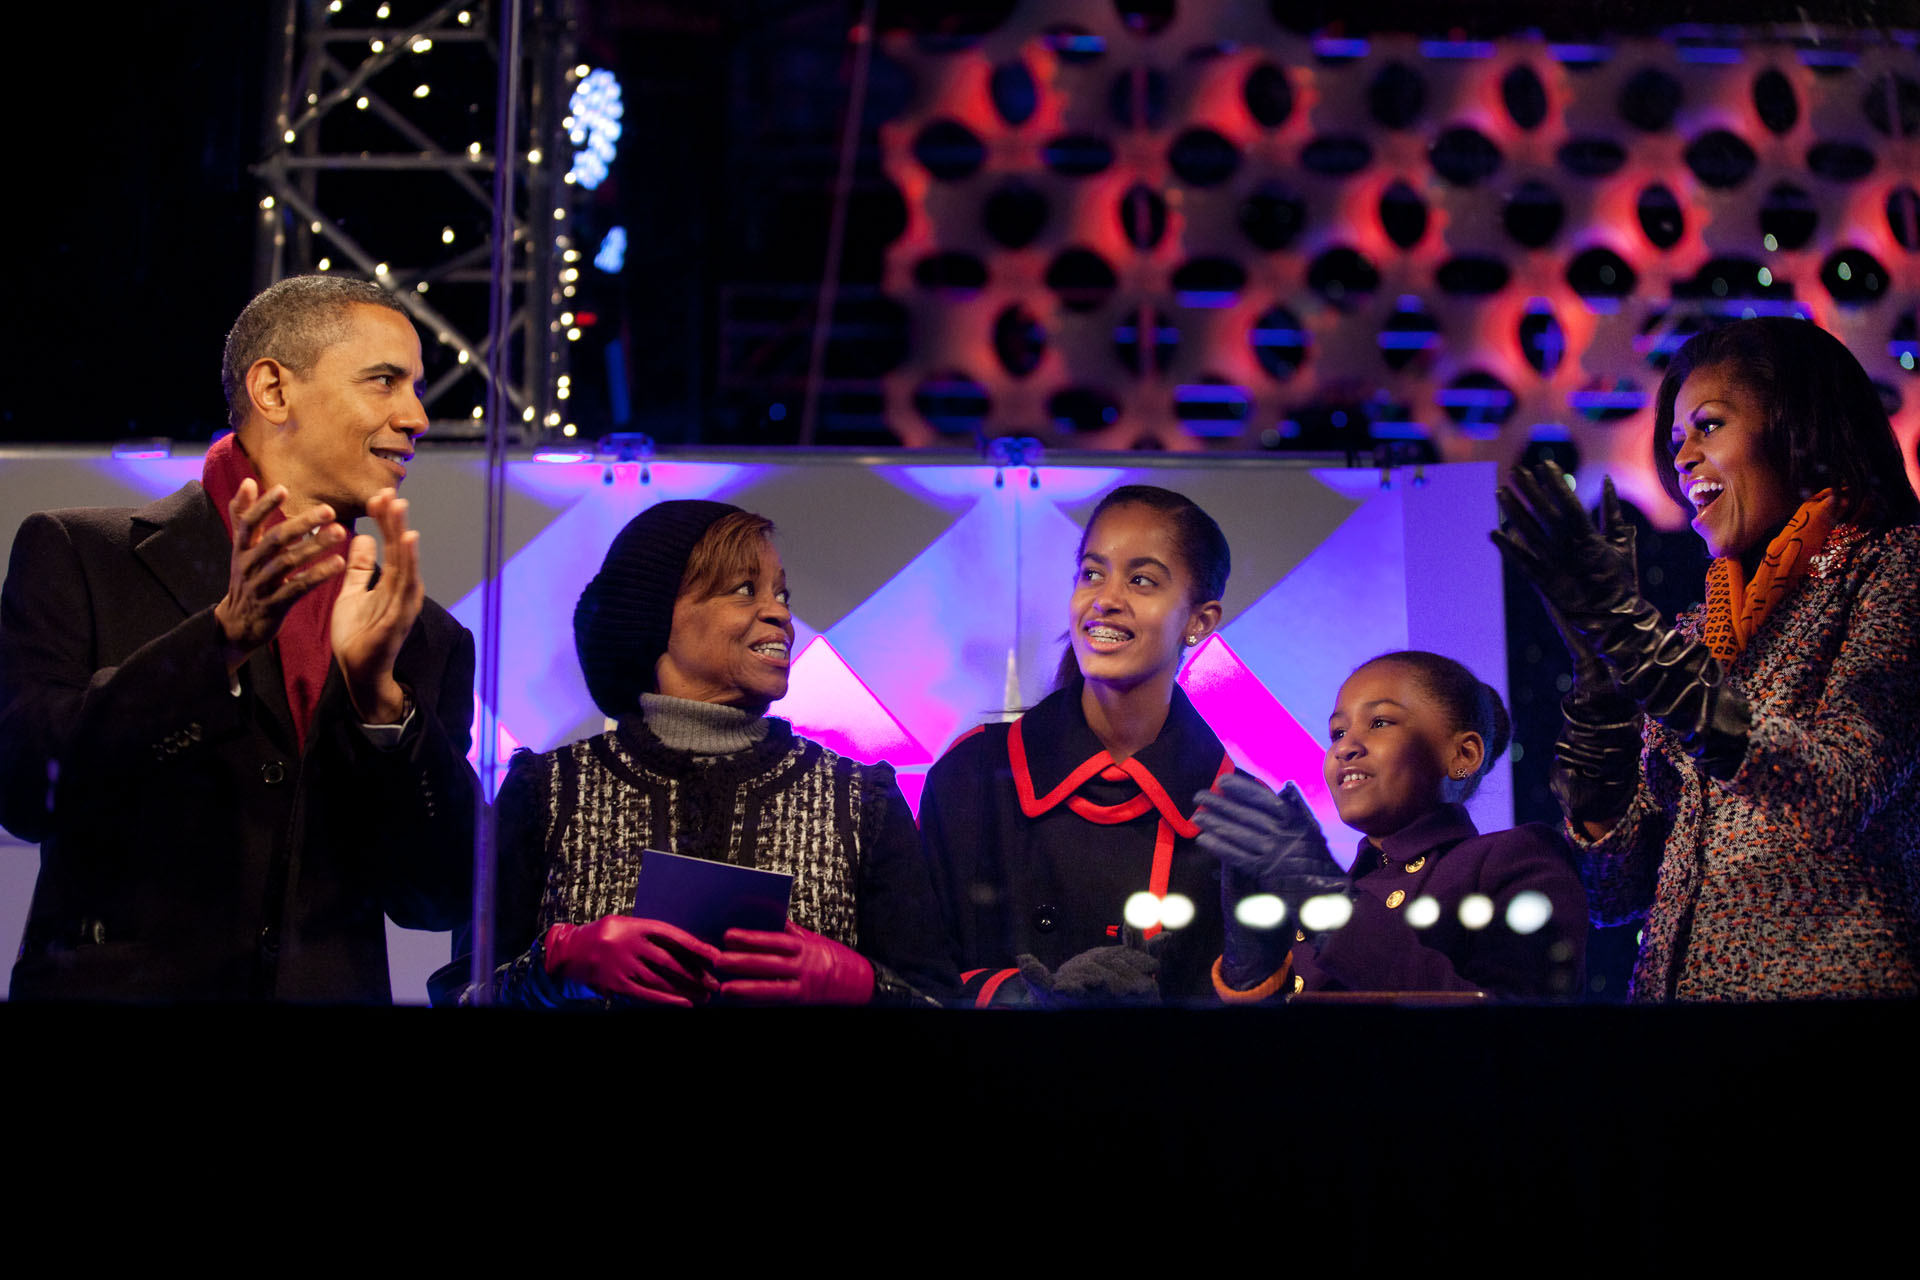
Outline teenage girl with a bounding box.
[918,485,1235,1006]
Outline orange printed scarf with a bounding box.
[1701,488,1841,663]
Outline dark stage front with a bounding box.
[6,999,1910,1260]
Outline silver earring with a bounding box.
[1185,635,1198,647]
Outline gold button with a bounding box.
[1385,889,1406,908]
[1292,975,1305,994]
[1405,857,1425,873]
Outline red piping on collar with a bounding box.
[1007,716,1233,939]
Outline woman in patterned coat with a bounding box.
[1498,317,1920,1000]
[453,500,955,1008]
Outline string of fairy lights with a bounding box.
[256,1,626,445]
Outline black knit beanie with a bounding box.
[574,499,743,717]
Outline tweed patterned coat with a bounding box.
[1577,524,1920,1000]
[479,716,955,1006]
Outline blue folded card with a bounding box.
[630,848,793,948]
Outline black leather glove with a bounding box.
[1537,475,1645,824]
[1548,477,1638,712]
[1551,707,1644,827]
[1017,929,1162,1008]
[1494,461,1750,780]
[1195,773,1347,989]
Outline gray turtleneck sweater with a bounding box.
[635,693,769,754]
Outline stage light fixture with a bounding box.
[567,68,622,190]
[594,227,626,273]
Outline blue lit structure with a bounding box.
[568,68,623,190]
[594,226,626,273]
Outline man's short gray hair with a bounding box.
[221,275,409,428]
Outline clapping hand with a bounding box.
[1494,467,1649,823]
[1195,773,1346,991]
[331,488,422,724]
[1492,461,1645,637]
[213,479,348,670]
[1494,461,1749,778]
[1196,773,1345,901]
[1507,471,1640,713]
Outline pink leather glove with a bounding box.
[542,916,721,1007]
[714,922,875,1005]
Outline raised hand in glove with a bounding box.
[1016,927,1162,1008]
[1530,475,1647,826]
[1494,460,1750,779]
[714,922,875,1005]
[1194,772,1347,990]
[542,916,721,1006]
[1548,476,1638,713]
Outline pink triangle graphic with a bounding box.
[1178,634,1340,838]
[771,637,933,767]
[467,696,527,797]
[893,769,928,819]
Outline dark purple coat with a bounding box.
[1293,804,1587,1000]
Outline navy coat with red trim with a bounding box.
[918,683,1232,1005]
[1292,804,1588,1000]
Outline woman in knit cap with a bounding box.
[468,500,956,1007]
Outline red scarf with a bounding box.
[202,435,343,749]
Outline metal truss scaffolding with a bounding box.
[252,0,578,440]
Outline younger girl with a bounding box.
[1198,651,1587,1001]
[918,484,1234,1006]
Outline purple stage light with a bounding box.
[1179,635,1346,862]
[465,696,526,798]
[97,457,206,497]
[770,636,933,769]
